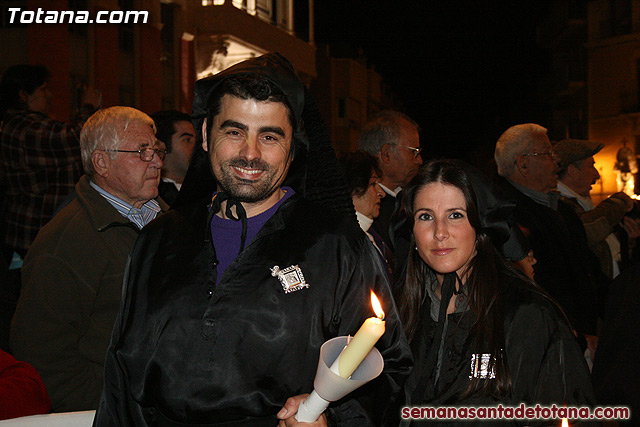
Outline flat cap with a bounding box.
[553,139,604,172]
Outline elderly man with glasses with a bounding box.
[11,106,168,413]
[358,110,422,259]
[495,123,599,354]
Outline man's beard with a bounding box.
[215,157,282,203]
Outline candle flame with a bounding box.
[371,291,384,320]
[561,418,569,427]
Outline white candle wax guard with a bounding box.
[295,336,384,423]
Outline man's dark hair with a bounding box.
[151,110,192,153]
[338,151,381,197]
[205,74,297,152]
[0,64,50,118]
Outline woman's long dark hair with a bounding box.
[398,159,531,399]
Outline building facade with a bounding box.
[537,0,588,142]
[587,0,640,196]
[0,0,316,121]
[312,46,401,153]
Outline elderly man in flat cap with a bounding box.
[94,53,411,427]
[554,139,640,280]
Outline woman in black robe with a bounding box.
[398,159,597,426]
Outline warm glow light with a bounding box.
[336,293,386,378]
[561,418,569,427]
[371,291,384,320]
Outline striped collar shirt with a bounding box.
[90,180,161,229]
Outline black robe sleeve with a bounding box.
[94,232,162,427]
[328,238,413,426]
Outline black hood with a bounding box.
[191,52,304,145]
[458,160,529,261]
[174,52,354,221]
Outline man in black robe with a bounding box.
[94,53,412,427]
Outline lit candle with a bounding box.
[335,291,385,378]
[295,292,386,423]
[561,418,569,427]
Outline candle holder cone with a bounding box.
[295,336,384,422]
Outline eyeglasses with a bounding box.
[521,152,553,158]
[101,148,167,162]
[391,144,422,158]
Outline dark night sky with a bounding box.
[314,1,553,161]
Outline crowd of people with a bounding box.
[0,53,637,426]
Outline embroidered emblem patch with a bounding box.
[469,353,496,379]
[271,265,310,293]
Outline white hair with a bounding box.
[358,110,419,156]
[494,123,548,178]
[80,106,156,176]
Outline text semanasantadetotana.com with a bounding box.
[7,8,148,24]
[402,404,630,420]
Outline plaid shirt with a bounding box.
[0,108,89,256]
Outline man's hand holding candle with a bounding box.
[278,395,328,427]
